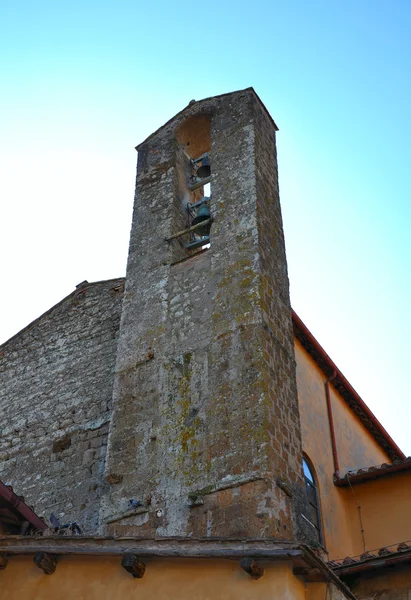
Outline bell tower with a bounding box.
[102,88,306,540]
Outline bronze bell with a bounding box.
[196,154,211,179]
[192,203,211,237]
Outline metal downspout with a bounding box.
[325,371,339,477]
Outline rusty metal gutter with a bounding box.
[0,481,46,531]
[324,371,339,476]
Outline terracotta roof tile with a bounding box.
[335,457,411,486]
[329,541,411,571]
[397,543,411,551]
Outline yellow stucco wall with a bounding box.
[307,582,349,600]
[295,340,391,560]
[0,556,309,600]
[345,471,411,555]
[329,385,389,475]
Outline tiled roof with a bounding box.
[0,480,46,534]
[329,542,411,575]
[334,457,411,486]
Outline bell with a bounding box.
[192,203,211,237]
[196,154,211,179]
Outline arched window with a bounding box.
[303,457,323,544]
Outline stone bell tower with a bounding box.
[101,88,305,540]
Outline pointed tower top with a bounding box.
[135,87,278,151]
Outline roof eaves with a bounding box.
[335,457,411,486]
[0,480,46,532]
[0,536,356,599]
[330,543,411,577]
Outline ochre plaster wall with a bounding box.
[329,386,388,474]
[295,340,390,559]
[345,471,411,555]
[0,557,307,600]
[307,582,349,600]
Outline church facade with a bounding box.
[1,88,410,599]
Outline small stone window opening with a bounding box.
[303,456,323,544]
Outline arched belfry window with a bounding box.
[303,456,323,544]
[173,114,213,253]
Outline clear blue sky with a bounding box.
[1,1,410,454]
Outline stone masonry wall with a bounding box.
[252,95,309,539]
[102,89,305,539]
[0,278,124,532]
